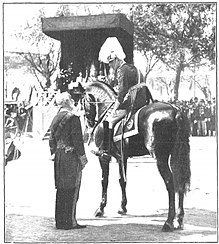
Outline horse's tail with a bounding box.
[170,110,191,194]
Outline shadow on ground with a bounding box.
[5,208,217,243]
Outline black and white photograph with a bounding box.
[3,2,217,243]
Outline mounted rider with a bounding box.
[97,37,153,158]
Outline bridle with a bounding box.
[83,93,115,139]
[83,93,98,126]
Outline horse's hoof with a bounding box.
[162,222,174,232]
[174,225,184,230]
[174,222,184,230]
[173,218,184,230]
[94,209,104,217]
[118,208,127,215]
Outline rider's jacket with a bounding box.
[117,62,140,110]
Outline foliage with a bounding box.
[134,3,215,67]
[133,3,216,100]
[4,54,30,72]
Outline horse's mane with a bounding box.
[85,80,117,103]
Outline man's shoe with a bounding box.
[72,224,87,229]
[56,226,65,230]
[56,225,72,230]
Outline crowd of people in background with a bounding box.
[170,97,216,137]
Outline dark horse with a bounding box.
[83,80,191,232]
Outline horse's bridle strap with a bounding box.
[89,101,115,139]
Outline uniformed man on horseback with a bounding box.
[97,37,153,158]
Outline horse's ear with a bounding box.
[78,82,85,93]
[88,93,96,102]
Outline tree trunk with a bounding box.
[173,63,183,101]
[45,77,51,89]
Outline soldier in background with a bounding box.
[205,100,212,136]
[210,97,216,136]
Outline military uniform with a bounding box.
[117,63,139,108]
[96,37,153,157]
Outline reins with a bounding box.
[83,81,117,144]
[85,96,115,145]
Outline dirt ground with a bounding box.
[3,136,218,243]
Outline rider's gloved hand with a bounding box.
[112,100,120,114]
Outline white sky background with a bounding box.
[4,3,61,52]
[4,3,62,32]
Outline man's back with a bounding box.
[117,63,139,109]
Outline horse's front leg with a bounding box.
[118,157,128,215]
[95,156,110,217]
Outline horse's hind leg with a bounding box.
[175,190,184,229]
[157,154,175,232]
[95,157,110,217]
[118,158,127,215]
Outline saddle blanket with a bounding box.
[113,107,143,142]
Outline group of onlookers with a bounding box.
[170,97,216,136]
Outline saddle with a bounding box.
[113,83,153,142]
[113,106,143,142]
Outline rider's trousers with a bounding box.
[102,109,126,153]
[107,109,126,129]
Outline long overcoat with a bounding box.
[49,111,85,189]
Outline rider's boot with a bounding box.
[100,127,113,160]
[107,128,113,153]
[92,121,110,158]
[92,121,113,160]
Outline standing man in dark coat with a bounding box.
[49,92,88,230]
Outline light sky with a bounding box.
[4,4,50,32]
[4,3,60,51]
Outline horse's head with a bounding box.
[69,82,85,106]
[83,93,97,128]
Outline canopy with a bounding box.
[42,13,134,75]
[42,14,133,39]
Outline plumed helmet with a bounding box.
[98,37,126,63]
